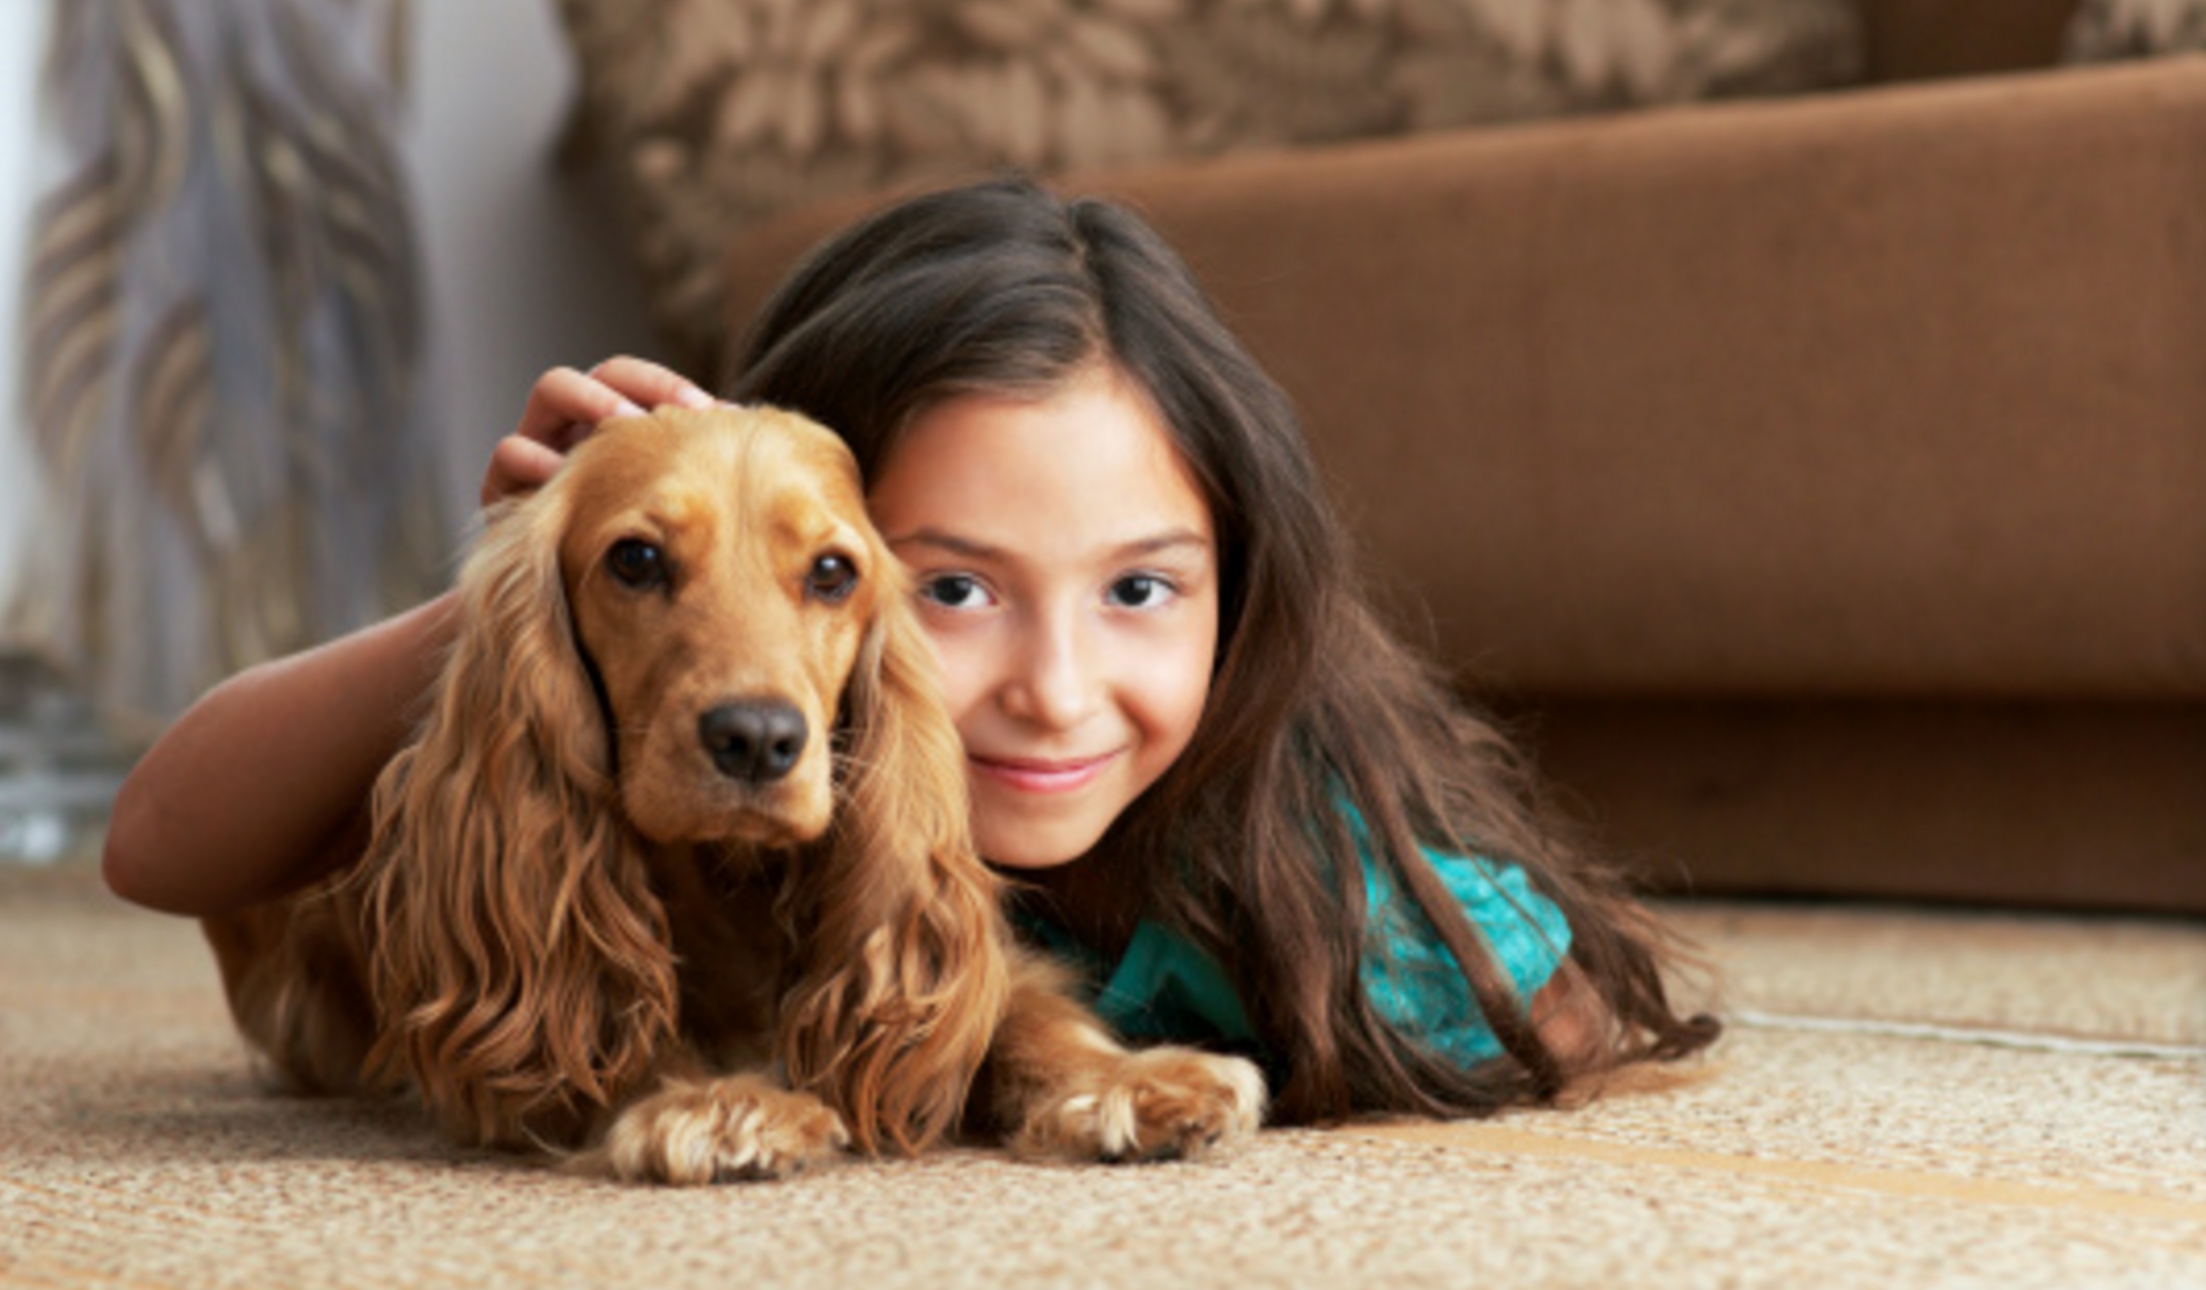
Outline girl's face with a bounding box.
[869,364,1220,870]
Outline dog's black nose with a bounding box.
[699,701,808,784]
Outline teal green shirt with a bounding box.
[1015,844,1571,1070]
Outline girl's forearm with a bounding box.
[102,591,460,916]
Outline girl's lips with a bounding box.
[968,751,1120,795]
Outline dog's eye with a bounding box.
[606,538,668,590]
[806,553,859,603]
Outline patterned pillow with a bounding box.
[2063,0,2206,59]
[553,0,1864,370]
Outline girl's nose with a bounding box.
[1001,611,1100,730]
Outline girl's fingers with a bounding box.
[512,366,643,452]
[480,434,567,509]
[487,360,715,510]
[511,360,711,451]
[588,355,716,413]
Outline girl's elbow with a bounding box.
[1530,966,1608,1067]
[100,780,199,915]
[100,792,165,910]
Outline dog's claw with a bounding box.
[603,1074,849,1186]
[1015,1047,1266,1164]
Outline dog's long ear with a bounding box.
[778,588,1010,1156]
[357,488,678,1150]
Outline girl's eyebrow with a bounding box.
[886,527,1212,563]
[1114,529,1213,562]
[885,528,999,560]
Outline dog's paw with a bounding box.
[1013,1047,1266,1164]
[602,1073,850,1185]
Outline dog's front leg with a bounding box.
[598,1068,850,1185]
[203,886,380,1098]
[981,956,1266,1163]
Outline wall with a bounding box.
[0,0,659,630]
[409,0,659,520]
[0,1,49,615]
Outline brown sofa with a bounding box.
[701,0,2206,915]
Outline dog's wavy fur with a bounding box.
[205,405,1263,1183]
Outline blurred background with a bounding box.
[1,0,2197,915]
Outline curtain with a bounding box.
[11,0,448,741]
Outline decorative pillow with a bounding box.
[553,0,1864,372]
[2063,0,2206,60]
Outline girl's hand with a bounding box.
[480,357,717,508]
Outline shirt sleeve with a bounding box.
[1358,842,1574,1067]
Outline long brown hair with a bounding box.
[728,176,1718,1123]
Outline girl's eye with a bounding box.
[1106,573,1176,609]
[806,553,860,603]
[606,538,668,590]
[918,574,992,611]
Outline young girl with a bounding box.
[105,177,1718,1126]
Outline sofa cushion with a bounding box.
[553,0,1863,369]
[719,55,2206,704]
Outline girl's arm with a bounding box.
[101,358,715,916]
[1531,966,1607,1066]
[102,595,459,914]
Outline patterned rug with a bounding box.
[4,861,2202,1289]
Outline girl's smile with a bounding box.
[967,750,1123,795]
[868,362,1220,871]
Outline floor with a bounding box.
[4,860,2203,1289]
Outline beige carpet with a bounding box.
[4,860,2202,1289]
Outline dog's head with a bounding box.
[554,406,890,847]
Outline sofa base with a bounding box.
[1516,698,2206,915]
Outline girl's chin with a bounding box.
[972,813,1110,872]
[968,761,1131,871]
[976,838,1093,872]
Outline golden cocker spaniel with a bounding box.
[202,405,1263,1183]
